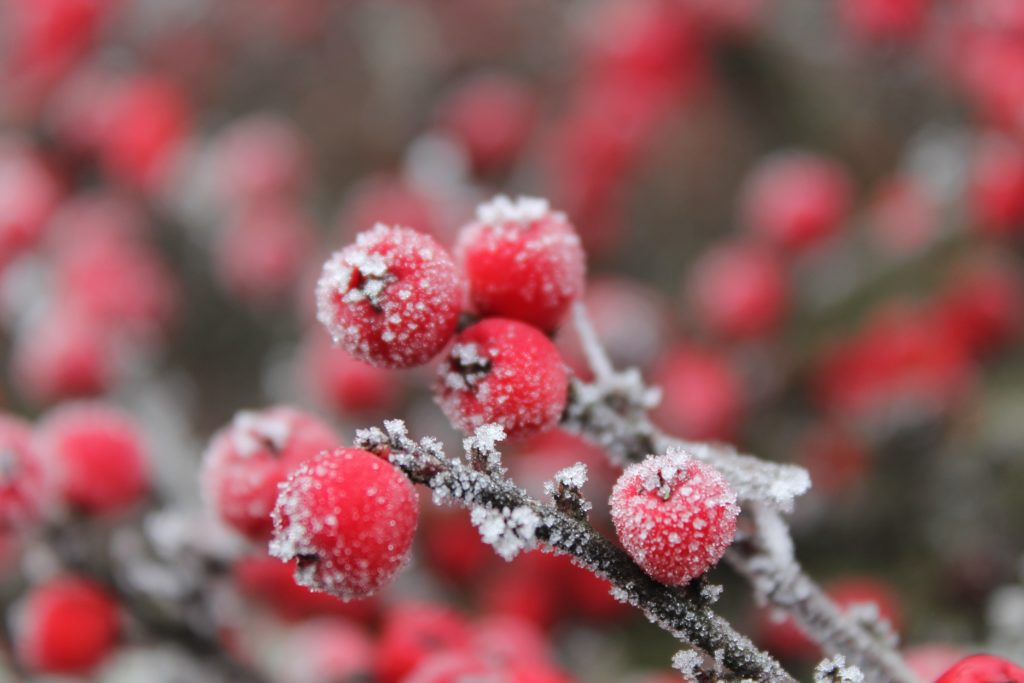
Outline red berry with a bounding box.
[837,0,927,43]
[0,140,60,272]
[299,329,400,417]
[903,645,970,682]
[970,136,1024,236]
[686,240,788,339]
[211,113,309,205]
[214,201,314,307]
[652,346,744,441]
[35,402,149,515]
[456,196,585,331]
[275,619,374,683]
[796,423,869,495]
[233,552,376,623]
[404,652,491,683]
[740,151,852,250]
[201,407,340,540]
[610,451,739,586]
[867,176,937,255]
[270,448,418,599]
[435,318,568,437]
[934,654,1024,683]
[13,577,119,675]
[937,255,1023,356]
[373,602,473,683]
[0,415,47,532]
[316,224,463,368]
[437,74,537,172]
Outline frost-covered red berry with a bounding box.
[686,240,788,339]
[201,407,340,540]
[934,654,1024,683]
[35,403,149,515]
[740,151,852,250]
[13,577,120,675]
[270,448,418,599]
[316,224,463,368]
[610,451,738,586]
[435,318,569,437]
[0,415,47,532]
[456,196,585,331]
[374,602,473,683]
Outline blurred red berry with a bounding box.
[838,0,929,43]
[867,176,938,255]
[611,451,739,586]
[652,346,744,442]
[201,407,340,540]
[435,318,568,438]
[299,329,400,416]
[35,402,149,515]
[0,140,60,272]
[374,602,473,683]
[740,151,853,251]
[797,422,870,495]
[686,240,788,340]
[276,618,375,683]
[969,137,1024,236]
[316,224,464,369]
[937,255,1023,356]
[211,113,309,205]
[13,577,119,675]
[270,448,418,599]
[437,74,537,172]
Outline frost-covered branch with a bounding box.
[354,420,797,683]
[563,305,921,683]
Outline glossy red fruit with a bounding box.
[13,577,119,675]
[316,224,463,368]
[270,448,418,599]
[201,407,340,540]
[373,602,473,683]
[456,196,585,332]
[610,451,738,586]
[686,241,788,339]
[740,151,852,251]
[435,318,569,437]
[934,654,1024,682]
[35,403,149,515]
[0,415,47,531]
[652,346,744,442]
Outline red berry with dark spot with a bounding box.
[13,577,119,675]
[740,151,852,250]
[686,240,788,339]
[456,196,585,332]
[610,451,738,586]
[201,407,340,540]
[0,414,47,532]
[934,654,1024,683]
[35,403,149,515]
[270,448,418,599]
[316,224,463,368]
[435,318,568,437]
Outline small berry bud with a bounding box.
[610,451,739,586]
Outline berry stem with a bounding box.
[354,421,796,682]
[564,306,922,683]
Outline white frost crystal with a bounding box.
[470,504,540,561]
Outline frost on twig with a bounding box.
[815,655,866,683]
[565,305,921,683]
[354,420,796,683]
[544,462,592,520]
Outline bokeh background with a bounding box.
[1,0,1024,681]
